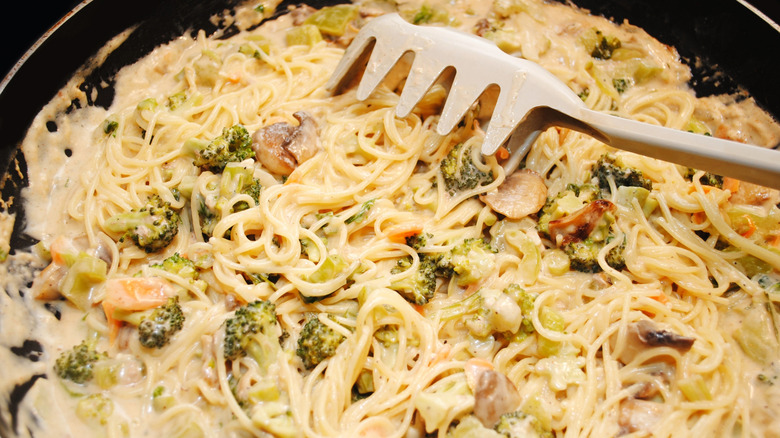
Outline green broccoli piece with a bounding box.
[150,253,198,280]
[296,316,345,370]
[105,195,180,253]
[583,28,621,60]
[684,168,724,188]
[405,232,432,251]
[233,178,262,212]
[345,199,375,224]
[563,236,625,273]
[440,285,536,339]
[437,238,497,286]
[198,199,218,238]
[494,410,553,438]
[612,78,629,94]
[537,184,599,236]
[389,254,438,305]
[591,153,651,191]
[224,300,281,364]
[503,284,537,342]
[186,124,254,172]
[440,143,494,195]
[138,297,185,349]
[54,340,106,384]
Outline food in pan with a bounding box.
[2,0,780,437]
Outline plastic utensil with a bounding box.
[327,13,780,189]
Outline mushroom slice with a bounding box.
[285,111,321,164]
[615,320,695,364]
[480,169,547,219]
[634,320,695,350]
[253,122,297,175]
[252,111,321,176]
[473,369,521,428]
[548,199,615,246]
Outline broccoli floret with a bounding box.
[54,340,106,384]
[437,238,497,286]
[151,253,198,280]
[494,410,553,438]
[138,297,185,349]
[105,195,180,253]
[684,168,724,188]
[296,316,345,370]
[224,300,281,364]
[563,237,625,273]
[405,232,431,251]
[440,143,494,195]
[582,28,621,60]
[390,254,438,305]
[537,184,599,236]
[440,286,528,339]
[198,199,218,238]
[187,124,254,172]
[233,178,263,212]
[591,154,651,191]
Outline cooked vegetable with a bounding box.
[390,254,439,305]
[138,297,185,348]
[185,124,254,172]
[591,153,652,191]
[54,339,106,384]
[105,195,180,253]
[494,410,553,438]
[150,253,198,280]
[480,169,548,219]
[296,315,345,369]
[440,143,495,195]
[437,237,497,286]
[304,4,359,36]
[580,27,622,59]
[224,300,282,365]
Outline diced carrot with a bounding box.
[768,234,780,248]
[103,277,172,311]
[722,177,740,193]
[651,292,669,305]
[495,146,510,160]
[101,277,174,344]
[739,214,756,238]
[386,224,423,244]
[50,236,77,266]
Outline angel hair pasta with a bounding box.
[2,0,780,437]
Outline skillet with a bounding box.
[0,0,779,436]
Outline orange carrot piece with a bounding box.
[723,177,740,193]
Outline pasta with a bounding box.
[2,0,780,437]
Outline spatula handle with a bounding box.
[581,108,780,189]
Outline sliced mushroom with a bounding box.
[618,398,666,434]
[473,369,521,428]
[634,320,695,350]
[480,169,548,219]
[285,111,321,164]
[252,111,321,176]
[548,199,615,246]
[615,319,695,364]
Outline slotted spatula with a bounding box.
[326,13,780,189]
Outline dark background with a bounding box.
[3,0,779,82]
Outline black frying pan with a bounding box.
[1,0,779,436]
